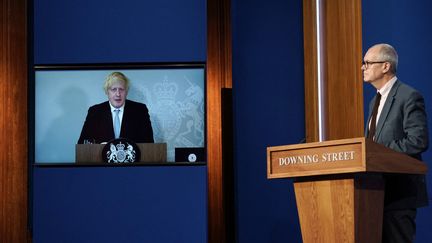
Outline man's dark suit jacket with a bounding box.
[78,99,154,144]
[365,80,429,210]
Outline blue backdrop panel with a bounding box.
[33,166,207,243]
[232,0,304,242]
[362,0,432,241]
[32,0,207,242]
[33,0,206,64]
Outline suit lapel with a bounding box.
[104,101,115,138]
[120,100,129,137]
[375,80,400,141]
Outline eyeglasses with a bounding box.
[362,61,387,69]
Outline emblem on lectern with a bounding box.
[102,138,141,163]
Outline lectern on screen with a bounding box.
[32,63,206,164]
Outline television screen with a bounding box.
[33,64,205,163]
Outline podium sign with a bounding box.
[268,137,427,179]
[267,137,427,243]
[268,138,364,178]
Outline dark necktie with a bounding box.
[368,92,381,140]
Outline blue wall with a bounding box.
[33,166,207,243]
[32,0,207,242]
[232,0,304,242]
[33,0,206,64]
[362,1,432,242]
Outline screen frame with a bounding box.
[30,62,207,166]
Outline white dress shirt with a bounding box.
[110,103,125,129]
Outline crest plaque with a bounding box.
[102,138,141,163]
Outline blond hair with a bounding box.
[103,72,130,94]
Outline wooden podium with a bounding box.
[267,137,427,243]
[76,143,167,163]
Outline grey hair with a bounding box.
[375,43,398,74]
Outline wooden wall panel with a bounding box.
[0,0,29,242]
[304,0,364,142]
[303,0,320,142]
[323,0,364,140]
[207,0,233,242]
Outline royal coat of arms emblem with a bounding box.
[102,138,141,163]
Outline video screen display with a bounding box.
[33,64,205,163]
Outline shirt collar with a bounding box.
[378,76,397,96]
[109,102,125,113]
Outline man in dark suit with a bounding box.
[78,71,154,144]
[363,43,429,243]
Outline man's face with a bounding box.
[107,81,128,108]
[362,47,386,84]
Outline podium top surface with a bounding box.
[267,137,428,179]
